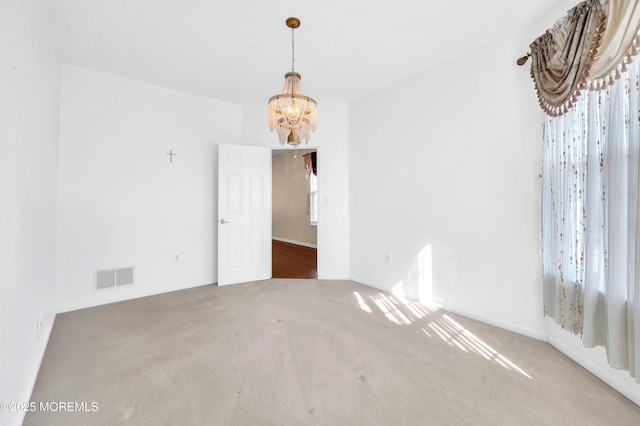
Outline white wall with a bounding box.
[242,102,349,279]
[348,14,640,405]
[56,64,242,312]
[0,0,60,424]
[349,37,545,338]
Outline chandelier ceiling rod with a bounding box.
[289,18,296,73]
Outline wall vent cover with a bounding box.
[96,269,116,290]
[116,267,134,286]
[96,267,135,290]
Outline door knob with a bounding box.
[220,219,231,224]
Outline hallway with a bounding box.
[272,240,317,279]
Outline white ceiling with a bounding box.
[47,0,573,105]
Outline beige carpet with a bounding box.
[26,279,640,425]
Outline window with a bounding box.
[542,58,640,379]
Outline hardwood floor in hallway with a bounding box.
[272,240,317,279]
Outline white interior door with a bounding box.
[217,144,272,285]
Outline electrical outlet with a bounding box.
[36,316,43,340]
[174,253,181,263]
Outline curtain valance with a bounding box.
[529,0,606,116]
[588,0,640,88]
[529,0,640,116]
[303,152,317,178]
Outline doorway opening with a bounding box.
[271,148,318,278]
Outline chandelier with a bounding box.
[267,17,317,147]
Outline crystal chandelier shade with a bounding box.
[267,18,317,146]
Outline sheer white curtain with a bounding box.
[542,57,640,381]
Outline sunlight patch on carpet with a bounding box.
[435,314,533,379]
[352,291,533,380]
[353,291,373,313]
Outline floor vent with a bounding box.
[96,267,135,290]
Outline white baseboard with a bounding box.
[548,327,640,406]
[272,237,317,249]
[55,281,214,314]
[22,312,57,425]
[349,275,547,341]
[318,275,350,280]
[349,275,387,292]
[434,305,547,341]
